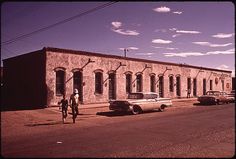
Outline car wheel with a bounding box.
[132,105,142,115]
[159,105,165,112]
[216,99,220,105]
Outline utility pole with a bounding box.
[124,48,129,57]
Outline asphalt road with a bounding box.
[1,102,235,158]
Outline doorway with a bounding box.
[176,76,181,97]
[73,71,83,103]
[108,72,116,100]
[193,78,197,96]
[159,75,164,97]
[203,78,206,95]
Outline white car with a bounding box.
[109,92,172,115]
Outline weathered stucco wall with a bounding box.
[45,49,232,106]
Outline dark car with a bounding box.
[197,91,231,105]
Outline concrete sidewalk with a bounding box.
[50,97,198,110]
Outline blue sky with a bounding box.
[1,2,235,76]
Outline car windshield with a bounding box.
[143,94,158,99]
[128,93,143,99]
[206,91,220,96]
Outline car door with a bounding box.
[219,92,227,103]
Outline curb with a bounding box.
[49,98,198,110]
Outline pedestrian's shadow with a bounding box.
[96,111,132,117]
[25,121,73,127]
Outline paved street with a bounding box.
[1,100,235,158]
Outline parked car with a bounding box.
[109,92,172,115]
[197,90,231,105]
[226,90,235,103]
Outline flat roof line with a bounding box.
[44,47,232,73]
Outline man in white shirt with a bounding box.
[70,89,80,121]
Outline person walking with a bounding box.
[58,94,68,123]
[70,89,80,123]
[187,88,191,98]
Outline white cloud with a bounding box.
[193,41,233,47]
[163,48,235,57]
[169,28,201,37]
[111,22,122,29]
[166,47,178,50]
[216,64,229,70]
[206,48,235,55]
[153,6,171,13]
[152,39,172,44]
[112,29,140,36]
[169,28,177,31]
[172,34,181,38]
[152,46,178,50]
[163,52,205,57]
[176,30,201,34]
[173,11,182,14]
[212,33,234,38]
[119,47,139,51]
[111,21,140,36]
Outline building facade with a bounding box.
[2,47,232,108]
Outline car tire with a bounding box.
[132,105,142,115]
[159,105,165,112]
[216,99,220,105]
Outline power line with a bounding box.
[1,1,118,46]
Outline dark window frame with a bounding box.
[169,75,174,92]
[136,73,143,92]
[125,73,132,94]
[55,68,66,96]
[150,74,156,92]
[94,70,103,95]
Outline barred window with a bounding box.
[95,71,103,94]
[136,74,143,92]
[150,75,155,92]
[210,80,213,90]
[169,76,174,92]
[126,74,132,94]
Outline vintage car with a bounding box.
[197,90,231,105]
[109,92,172,115]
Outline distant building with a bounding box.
[2,47,232,108]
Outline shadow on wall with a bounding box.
[47,86,54,107]
[0,84,50,112]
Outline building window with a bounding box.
[95,71,103,94]
[73,71,81,91]
[126,73,132,94]
[203,78,206,95]
[193,78,197,96]
[187,77,191,93]
[72,68,83,103]
[136,73,143,92]
[210,80,213,90]
[169,76,174,92]
[159,75,164,97]
[176,75,181,97]
[150,75,156,92]
[221,80,224,91]
[56,70,65,96]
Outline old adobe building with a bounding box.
[2,47,232,108]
